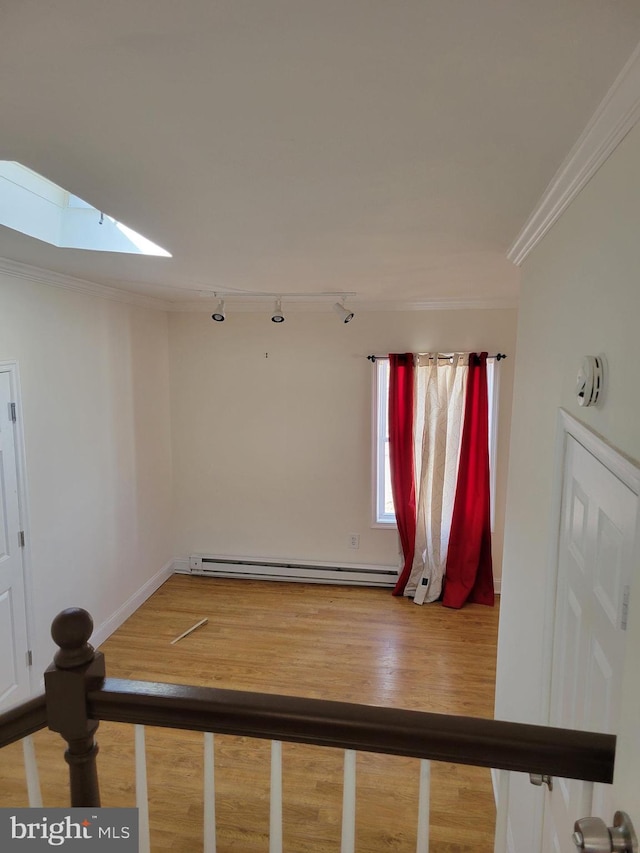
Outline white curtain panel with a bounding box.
[405,354,467,603]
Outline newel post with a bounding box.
[44,608,105,807]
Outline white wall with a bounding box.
[495,121,640,845]
[169,307,516,579]
[0,265,515,685]
[0,270,173,675]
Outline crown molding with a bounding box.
[358,296,518,311]
[169,294,518,313]
[508,40,640,266]
[0,257,172,310]
[0,256,518,313]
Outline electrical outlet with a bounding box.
[349,534,360,549]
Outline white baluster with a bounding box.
[135,725,151,853]
[579,782,593,815]
[493,769,510,853]
[270,740,283,853]
[204,732,216,853]
[341,749,356,853]
[416,759,430,853]
[579,781,594,818]
[22,736,42,807]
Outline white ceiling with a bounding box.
[1,1,640,307]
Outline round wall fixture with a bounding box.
[576,355,603,407]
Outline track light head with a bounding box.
[211,299,226,322]
[333,301,355,323]
[271,298,285,323]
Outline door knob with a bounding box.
[573,812,637,852]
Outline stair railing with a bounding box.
[0,607,617,853]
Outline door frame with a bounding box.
[0,360,36,695]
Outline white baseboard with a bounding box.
[91,559,175,648]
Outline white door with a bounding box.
[543,434,638,851]
[0,370,31,709]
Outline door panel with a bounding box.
[585,636,614,748]
[0,590,19,704]
[557,587,583,727]
[593,510,623,623]
[0,371,30,709]
[569,481,588,567]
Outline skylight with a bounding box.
[0,162,171,257]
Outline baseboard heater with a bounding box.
[179,554,397,588]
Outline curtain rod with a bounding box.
[367,353,507,363]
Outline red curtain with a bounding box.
[389,354,417,597]
[442,353,494,608]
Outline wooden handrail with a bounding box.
[2,606,616,816]
[86,677,615,783]
[0,693,47,748]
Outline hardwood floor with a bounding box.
[0,576,500,851]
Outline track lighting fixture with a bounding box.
[208,293,355,324]
[333,301,355,323]
[211,299,226,322]
[271,298,285,323]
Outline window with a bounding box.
[372,356,498,527]
[0,162,171,257]
[373,358,395,525]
